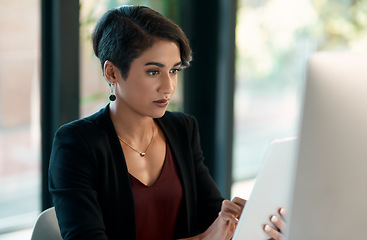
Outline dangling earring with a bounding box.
[109,82,116,101]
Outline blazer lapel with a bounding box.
[156,114,195,236]
[94,105,137,239]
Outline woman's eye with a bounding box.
[147,70,159,76]
[170,68,181,74]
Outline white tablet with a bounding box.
[233,137,297,240]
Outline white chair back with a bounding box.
[30,207,62,240]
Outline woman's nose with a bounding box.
[158,73,175,94]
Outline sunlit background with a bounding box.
[1,0,366,238]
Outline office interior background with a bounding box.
[1,0,366,238]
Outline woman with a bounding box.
[49,5,285,240]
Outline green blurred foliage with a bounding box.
[236,0,367,93]
[312,0,367,50]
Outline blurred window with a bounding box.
[0,0,41,233]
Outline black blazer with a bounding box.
[49,105,224,240]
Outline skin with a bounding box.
[104,39,181,187]
[104,39,285,240]
[264,208,287,240]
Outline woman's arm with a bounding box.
[187,115,225,230]
[49,124,108,240]
[183,115,245,239]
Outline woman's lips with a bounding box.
[153,98,170,107]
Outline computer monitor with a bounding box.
[286,52,367,240]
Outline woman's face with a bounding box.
[115,39,182,118]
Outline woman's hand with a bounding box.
[200,197,246,240]
[263,207,287,240]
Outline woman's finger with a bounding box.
[218,210,239,224]
[221,200,242,217]
[279,208,287,218]
[270,215,286,233]
[264,224,284,240]
[272,207,287,233]
[231,197,246,211]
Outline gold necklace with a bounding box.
[118,123,155,157]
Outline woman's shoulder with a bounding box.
[55,106,110,140]
[158,111,200,139]
[161,111,198,126]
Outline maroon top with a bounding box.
[129,143,183,240]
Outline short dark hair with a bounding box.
[92,5,192,78]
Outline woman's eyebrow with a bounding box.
[173,61,182,67]
[145,62,164,67]
[144,61,182,67]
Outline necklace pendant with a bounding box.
[140,152,145,157]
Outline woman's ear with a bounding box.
[103,60,119,84]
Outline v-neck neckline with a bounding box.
[129,157,167,188]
